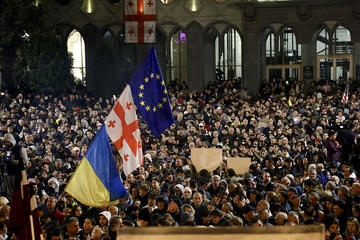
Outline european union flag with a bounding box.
[129,47,174,137]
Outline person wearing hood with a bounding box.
[152,195,168,215]
[167,198,182,224]
[1,133,28,199]
[98,211,111,234]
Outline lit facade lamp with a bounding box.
[34,0,40,7]
[81,0,95,14]
[185,0,201,13]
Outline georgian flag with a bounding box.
[124,0,156,43]
[105,85,143,176]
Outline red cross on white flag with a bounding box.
[105,85,143,176]
[125,0,156,43]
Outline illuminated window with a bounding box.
[266,32,275,64]
[316,26,352,81]
[215,28,242,80]
[67,30,86,84]
[334,26,352,54]
[170,31,187,83]
[316,29,329,55]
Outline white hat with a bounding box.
[2,133,16,146]
[48,177,60,193]
[99,211,111,222]
[175,184,184,194]
[144,153,152,162]
[183,187,192,196]
[0,197,9,207]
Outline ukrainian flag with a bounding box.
[65,125,128,207]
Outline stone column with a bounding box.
[82,24,98,95]
[353,42,360,79]
[243,29,261,95]
[301,43,316,81]
[186,22,205,92]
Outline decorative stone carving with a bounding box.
[298,2,311,21]
[244,3,256,22]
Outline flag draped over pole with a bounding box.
[125,0,156,43]
[105,85,143,176]
[65,125,128,207]
[8,170,43,240]
[341,84,349,104]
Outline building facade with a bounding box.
[46,0,360,96]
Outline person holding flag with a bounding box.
[341,84,349,104]
[2,133,43,240]
[65,125,128,208]
[66,47,173,208]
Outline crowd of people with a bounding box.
[0,77,360,240]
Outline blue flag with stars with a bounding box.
[129,47,174,137]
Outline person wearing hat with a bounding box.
[143,153,152,165]
[98,211,111,233]
[153,195,169,215]
[0,197,9,208]
[1,133,28,199]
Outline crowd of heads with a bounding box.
[0,77,360,239]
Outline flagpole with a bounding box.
[30,215,35,240]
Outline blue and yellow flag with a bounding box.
[129,47,174,137]
[65,125,128,207]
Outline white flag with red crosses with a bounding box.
[125,0,156,43]
[105,85,143,176]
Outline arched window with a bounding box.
[265,32,275,64]
[170,30,187,83]
[280,27,301,65]
[67,29,86,84]
[215,28,242,80]
[316,26,353,81]
[316,29,329,55]
[334,25,352,54]
[265,27,301,81]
